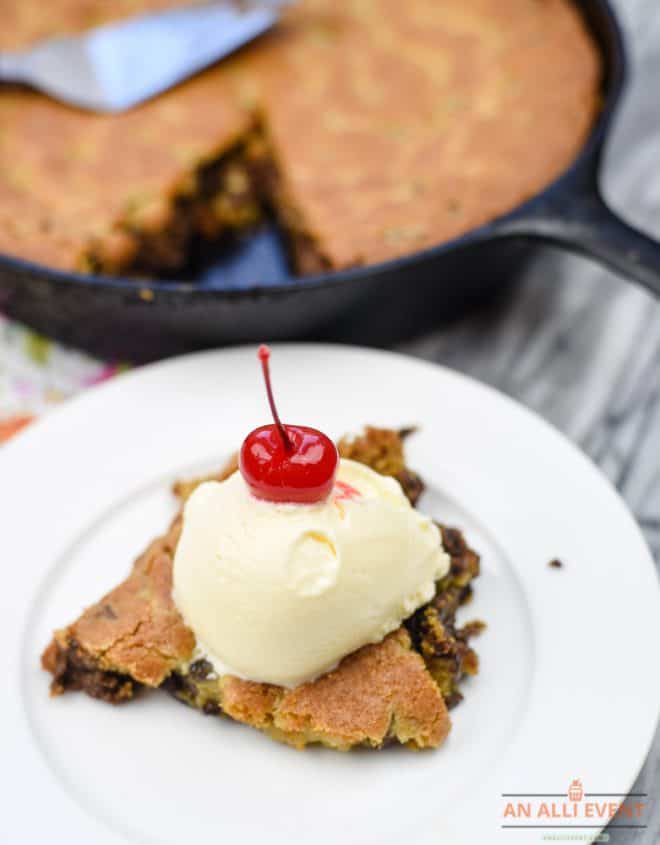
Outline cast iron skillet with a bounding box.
[1,0,659,360]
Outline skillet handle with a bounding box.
[490,164,660,299]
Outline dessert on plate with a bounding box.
[1,0,599,277]
[43,347,483,750]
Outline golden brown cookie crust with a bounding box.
[1,0,600,274]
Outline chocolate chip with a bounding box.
[189,659,213,680]
[396,469,424,506]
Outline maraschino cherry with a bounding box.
[239,345,339,503]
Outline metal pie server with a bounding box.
[0,1,290,113]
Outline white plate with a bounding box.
[2,344,658,845]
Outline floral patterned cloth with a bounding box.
[0,315,125,444]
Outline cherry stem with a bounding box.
[258,345,292,452]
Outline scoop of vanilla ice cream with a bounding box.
[172,458,449,688]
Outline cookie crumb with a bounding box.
[548,558,563,569]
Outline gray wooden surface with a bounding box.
[400,0,659,839]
